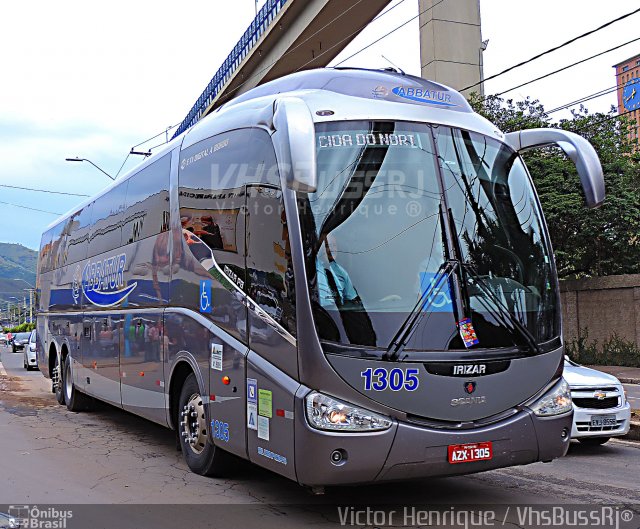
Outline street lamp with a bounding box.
[66,157,115,180]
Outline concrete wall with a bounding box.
[560,274,640,347]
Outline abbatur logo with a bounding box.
[82,253,137,307]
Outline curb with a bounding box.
[622,421,640,442]
[619,377,640,384]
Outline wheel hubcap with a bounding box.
[181,394,207,454]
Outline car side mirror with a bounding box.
[504,128,605,208]
[272,97,317,193]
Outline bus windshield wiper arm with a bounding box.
[461,263,541,355]
[385,260,457,361]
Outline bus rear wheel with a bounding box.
[178,373,233,477]
[53,351,65,405]
[64,356,92,412]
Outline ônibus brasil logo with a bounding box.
[77,253,137,307]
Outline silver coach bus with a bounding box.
[36,68,604,487]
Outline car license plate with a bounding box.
[590,415,616,427]
[448,442,493,464]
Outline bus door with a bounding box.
[244,183,298,481]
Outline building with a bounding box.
[614,53,640,143]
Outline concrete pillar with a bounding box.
[418,0,484,97]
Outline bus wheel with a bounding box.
[178,373,233,477]
[64,356,92,412]
[53,351,65,405]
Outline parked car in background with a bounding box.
[564,357,631,445]
[11,332,30,353]
[24,330,37,370]
[0,333,7,345]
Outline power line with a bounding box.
[546,84,619,114]
[0,184,90,197]
[463,5,640,92]
[495,36,640,97]
[0,200,62,215]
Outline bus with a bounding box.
[36,68,604,488]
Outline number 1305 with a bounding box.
[361,367,420,391]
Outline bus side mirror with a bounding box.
[272,97,317,193]
[504,128,605,208]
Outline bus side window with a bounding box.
[244,130,296,336]
[65,203,94,265]
[39,228,54,274]
[122,154,170,245]
[87,184,126,258]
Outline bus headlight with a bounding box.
[305,391,392,432]
[529,378,572,417]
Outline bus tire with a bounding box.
[178,373,233,477]
[64,355,92,412]
[54,351,66,405]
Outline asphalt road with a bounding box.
[0,346,638,529]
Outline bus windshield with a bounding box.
[297,121,559,355]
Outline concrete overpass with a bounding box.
[173,0,484,139]
[173,0,393,138]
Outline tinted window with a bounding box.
[88,184,127,257]
[65,203,93,265]
[39,228,54,274]
[246,184,296,336]
[122,154,171,245]
[179,128,279,192]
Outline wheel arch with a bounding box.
[168,355,206,430]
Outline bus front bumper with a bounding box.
[295,408,572,486]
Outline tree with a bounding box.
[468,94,640,278]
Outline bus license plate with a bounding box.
[448,442,493,464]
[590,415,616,427]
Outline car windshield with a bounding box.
[16,333,30,340]
[297,121,559,354]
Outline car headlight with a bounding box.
[529,378,572,417]
[305,391,392,432]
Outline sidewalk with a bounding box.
[585,365,640,384]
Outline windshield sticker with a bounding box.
[458,318,479,348]
[419,272,453,312]
[82,253,137,307]
[317,132,421,149]
[361,367,420,391]
[392,86,456,107]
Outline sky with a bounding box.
[1,0,638,250]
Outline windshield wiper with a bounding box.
[461,262,541,355]
[385,260,457,361]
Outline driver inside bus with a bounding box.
[317,232,358,307]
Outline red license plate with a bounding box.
[448,441,493,464]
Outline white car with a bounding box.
[563,357,631,444]
[23,330,37,371]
